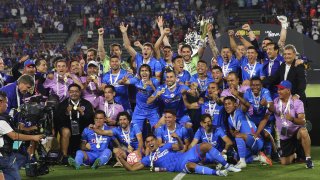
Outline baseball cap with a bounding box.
[87,61,99,68]
[24,59,35,68]
[276,80,292,90]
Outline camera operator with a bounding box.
[0,74,34,115]
[0,91,43,180]
[54,83,94,164]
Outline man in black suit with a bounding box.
[263,44,307,105]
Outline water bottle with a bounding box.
[152,167,167,172]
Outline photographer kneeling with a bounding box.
[0,91,43,180]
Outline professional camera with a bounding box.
[18,95,61,177]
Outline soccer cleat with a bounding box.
[68,157,80,170]
[234,161,247,169]
[226,164,242,172]
[216,170,228,176]
[259,152,273,166]
[113,161,123,167]
[306,158,314,169]
[216,163,223,170]
[92,158,101,169]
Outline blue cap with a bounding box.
[24,59,35,68]
[276,80,292,90]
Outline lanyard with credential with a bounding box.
[167,124,176,143]
[278,97,291,119]
[245,115,255,134]
[70,100,80,120]
[110,71,121,85]
[208,101,216,116]
[230,113,241,131]
[149,148,159,171]
[222,61,230,77]
[104,101,115,118]
[95,126,104,149]
[248,62,257,78]
[204,130,213,143]
[122,128,131,146]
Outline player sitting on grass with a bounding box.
[115,135,241,176]
[68,110,112,169]
[223,96,272,168]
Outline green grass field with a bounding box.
[20,147,320,180]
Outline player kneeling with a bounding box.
[68,110,112,169]
[116,135,241,176]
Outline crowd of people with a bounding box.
[228,0,320,41]
[0,11,315,179]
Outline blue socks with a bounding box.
[235,138,246,158]
[195,164,216,175]
[99,149,112,165]
[207,147,227,166]
[75,150,84,165]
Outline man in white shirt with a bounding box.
[0,91,43,180]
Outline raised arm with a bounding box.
[229,30,237,53]
[277,16,288,54]
[207,23,219,60]
[154,28,171,59]
[120,22,137,58]
[97,28,106,61]
[157,16,171,47]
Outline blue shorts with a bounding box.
[177,115,191,125]
[84,148,111,165]
[246,134,263,154]
[132,108,160,130]
[175,144,205,173]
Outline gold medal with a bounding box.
[280,114,284,119]
[73,105,78,110]
[128,145,133,150]
[91,75,96,79]
[64,76,68,82]
[143,83,147,89]
[96,144,100,149]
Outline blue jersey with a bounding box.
[129,77,160,111]
[162,70,191,85]
[159,58,173,69]
[81,124,112,152]
[200,100,224,127]
[102,69,132,111]
[243,88,273,125]
[194,127,226,148]
[135,53,162,76]
[153,84,189,118]
[112,123,141,150]
[217,56,240,77]
[190,74,214,97]
[141,143,182,172]
[0,82,24,114]
[240,61,263,81]
[156,123,189,143]
[228,109,257,134]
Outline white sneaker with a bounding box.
[216,170,228,176]
[258,152,272,166]
[234,161,247,169]
[216,163,223,170]
[226,164,242,172]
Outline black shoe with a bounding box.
[61,156,69,165]
[306,158,314,169]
